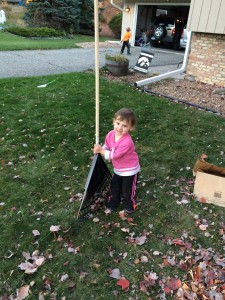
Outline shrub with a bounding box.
[105,54,128,62]
[5,27,65,38]
[109,13,122,38]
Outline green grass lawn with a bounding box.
[0,72,225,299]
[0,31,117,51]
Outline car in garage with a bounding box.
[180,24,190,49]
[150,15,187,50]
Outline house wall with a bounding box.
[121,2,135,43]
[188,0,225,34]
[186,33,225,86]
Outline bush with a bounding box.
[5,27,65,38]
[109,13,122,38]
[105,54,128,62]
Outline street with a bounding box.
[0,44,185,79]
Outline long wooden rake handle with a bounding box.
[94,0,99,145]
[76,0,100,220]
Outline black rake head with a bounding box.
[77,154,112,220]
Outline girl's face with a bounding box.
[113,117,133,137]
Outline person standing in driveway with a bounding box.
[120,27,131,55]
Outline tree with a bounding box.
[79,0,94,35]
[109,13,122,38]
[24,0,94,34]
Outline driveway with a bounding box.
[0,42,185,79]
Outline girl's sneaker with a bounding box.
[124,208,134,215]
[104,207,116,215]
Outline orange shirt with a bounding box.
[122,31,131,42]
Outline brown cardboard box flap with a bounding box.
[193,159,225,177]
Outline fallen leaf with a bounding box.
[38,293,45,300]
[134,258,140,265]
[166,278,182,291]
[57,235,63,241]
[25,267,38,274]
[153,251,161,256]
[79,271,89,279]
[109,268,121,279]
[32,250,40,257]
[199,224,208,231]
[68,280,76,289]
[64,187,71,191]
[93,263,101,269]
[17,285,30,299]
[68,247,75,253]
[172,238,185,246]
[62,227,71,233]
[50,225,61,232]
[164,286,170,293]
[135,236,147,245]
[93,217,99,223]
[144,272,158,280]
[22,252,31,260]
[141,255,148,263]
[60,274,69,282]
[204,232,211,237]
[167,258,176,266]
[194,266,201,281]
[117,278,130,291]
[104,208,112,215]
[163,258,170,266]
[121,228,130,233]
[32,230,40,236]
[35,257,45,266]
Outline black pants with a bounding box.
[108,173,138,211]
[121,41,131,54]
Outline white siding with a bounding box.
[207,1,221,33]
[188,0,225,34]
[215,1,225,33]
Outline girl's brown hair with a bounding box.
[114,108,136,128]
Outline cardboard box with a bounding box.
[194,171,225,207]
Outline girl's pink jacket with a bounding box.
[103,130,140,176]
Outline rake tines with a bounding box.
[77,154,112,220]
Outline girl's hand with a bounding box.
[93,144,102,154]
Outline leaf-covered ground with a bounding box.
[0,72,225,300]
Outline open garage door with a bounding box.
[135,4,190,49]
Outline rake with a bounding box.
[77,0,112,219]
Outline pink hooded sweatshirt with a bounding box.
[103,130,140,176]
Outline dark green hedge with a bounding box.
[5,27,65,38]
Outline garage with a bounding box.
[135,3,190,48]
[120,1,190,47]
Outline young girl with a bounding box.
[93,108,140,214]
